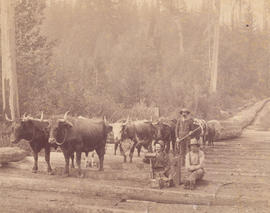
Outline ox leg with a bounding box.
[114,143,119,155]
[119,144,126,163]
[129,144,136,163]
[206,136,210,147]
[210,137,214,146]
[84,152,89,168]
[32,151,38,173]
[202,136,206,149]
[96,147,105,171]
[136,144,142,157]
[63,150,70,176]
[76,151,83,177]
[70,152,75,168]
[172,138,176,153]
[45,147,53,175]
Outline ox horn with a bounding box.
[5,113,12,122]
[63,111,69,121]
[125,116,130,124]
[22,112,27,119]
[103,116,107,123]
[40,111,44,121]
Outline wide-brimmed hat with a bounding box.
[190,138,200,146]
[179,108,190,114]
[155,140,165,148]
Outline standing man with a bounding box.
[175,108,194,166]
[184,138,205,190]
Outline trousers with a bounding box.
[176,138,190,166]
[185,168,204,183]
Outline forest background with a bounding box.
[2,0,270,122]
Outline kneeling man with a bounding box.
[184,138,205,190]
[152,140,175,187]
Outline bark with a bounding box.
[1,0,20,120]
[0,147,27,164]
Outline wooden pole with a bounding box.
[1,0,20,120]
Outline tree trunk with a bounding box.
[263,0,268,32]
[238,0,242,24]
[173,17,184,55]
[209,0,220,94]
[1,0,20,120]
[231,0,237,29]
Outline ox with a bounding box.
[153,119,177,153]
[7,113,57,174]
[111,118,156,163]
[48,112,112,176]
[112,119,140,157]
[192,118,216,146]
[205,121,216,146]
[192,118,208,145]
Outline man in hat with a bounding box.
[151,140,175,187]
[184,138,205,190]
[175,108,194,166]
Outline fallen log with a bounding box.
[211,98,270,141]
[225,98,270,129]
[0,175,268,207]
[0,147,27,165]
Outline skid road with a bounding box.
[1,104,270,212]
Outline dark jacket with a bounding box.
[153,152,169,170]
[175,117,194,139]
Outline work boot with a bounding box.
[159,179,164,189]
[169,179,175,187]
[184,180,190,189]
[190,180,196,190]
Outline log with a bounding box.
[0,147,27,164]
[211,98,270,141]
[0,175,267,206]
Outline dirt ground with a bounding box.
[1,103,270,212]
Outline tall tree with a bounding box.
[1,0,20,120]
[209,0,220,94]
[15,0,56,114]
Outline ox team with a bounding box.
[7,108,215,190]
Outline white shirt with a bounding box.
[185,150,205,171]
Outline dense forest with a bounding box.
[2,0,270,121]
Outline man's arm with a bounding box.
[175,119,180,139]
[188,118,194,136]
[185,153,191,171]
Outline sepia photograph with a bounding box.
[0,0,270,212]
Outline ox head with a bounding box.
[6,112,46,144]
[48,111,73,145]
[103,116,113,134]
[153,121,163,140]
[153,121,171,140]
[111,117,129,143]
